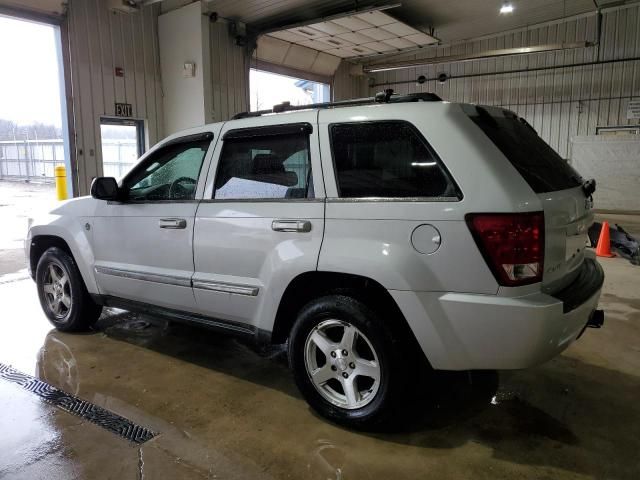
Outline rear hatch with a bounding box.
[464,105,593,293]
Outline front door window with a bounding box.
[122,137,211,201]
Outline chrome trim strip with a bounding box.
[95,266,260,296]
[192,279,259,296]
[94,266,192,288]
[198,198,323,204]
[106,200,198,205]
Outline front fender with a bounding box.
[28,197,99,294]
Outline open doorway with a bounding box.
[0,13,71,279]
[250,69,330,112]
[99,118,145,178]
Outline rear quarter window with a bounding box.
[329,121,460,199]
[464,105,582,193]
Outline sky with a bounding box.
[0,15,62,127]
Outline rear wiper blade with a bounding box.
[582,179,596,197]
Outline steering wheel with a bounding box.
[169,177,197,199]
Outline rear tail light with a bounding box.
[466,212,544,287]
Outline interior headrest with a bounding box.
[252,153,284,174]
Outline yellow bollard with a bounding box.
[55,165,68,200]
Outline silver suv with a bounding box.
[26,92,604,428]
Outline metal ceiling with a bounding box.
[3,1,631,42]
[390,0,625,42]
[203,0,627,42]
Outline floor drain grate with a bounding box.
[0,362,157,444]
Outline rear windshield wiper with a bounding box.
[582,179,596,197]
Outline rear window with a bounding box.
[464,105,582,193]
[330,121,460,199]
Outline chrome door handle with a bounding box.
[159,218,187,229]
[271,219,312,233]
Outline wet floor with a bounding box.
[0,257,639,479]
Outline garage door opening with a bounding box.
[250,69,330,112]
[0,15,71,190]
[100,119,145,178]
[0,14,72,266]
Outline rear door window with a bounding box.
[214,126,313,200]
[463,105,582,193]
[329,121,460,199]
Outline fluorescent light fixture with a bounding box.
[500,3,514,14]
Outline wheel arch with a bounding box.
[29,235,72,276]
[270,271,428,362]
[29,231,99,294]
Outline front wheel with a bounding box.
[36,247,102,332]
[289,295,413,429]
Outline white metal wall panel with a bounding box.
[67,0,163,195]
[355,5,640,159]
[209,21,249,122]
[332,60,368,101]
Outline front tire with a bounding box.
[289,295,412,429]
[36,247,102,332]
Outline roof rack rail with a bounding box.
[232,89,441,120]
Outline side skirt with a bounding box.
[91,294,273,345]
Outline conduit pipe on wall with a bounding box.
[369,55,640,87]
[363,42,594,73]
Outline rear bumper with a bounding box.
[552,258,605,313]
[390,259,604,370]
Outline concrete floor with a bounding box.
[0,181,639,479]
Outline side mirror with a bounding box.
[90,177,119,201]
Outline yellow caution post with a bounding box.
[55,165,68,201]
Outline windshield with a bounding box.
[463,105,582,193]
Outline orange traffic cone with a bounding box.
[595,221,616,257]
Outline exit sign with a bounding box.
[115,103,132,117]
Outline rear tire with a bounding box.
[289,294,413,430]
[36,247,102,332]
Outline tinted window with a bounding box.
[123,137,211,201]
[330,122,458,198]
[464,105,582,193]
[214,132,312,200]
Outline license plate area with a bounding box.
[565,233,588,261]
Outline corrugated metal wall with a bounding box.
[209,21,249,122]
[67,0,163,195]
[338,4,640,159]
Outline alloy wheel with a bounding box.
[42,262,72,320]
[304,319,381,410]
